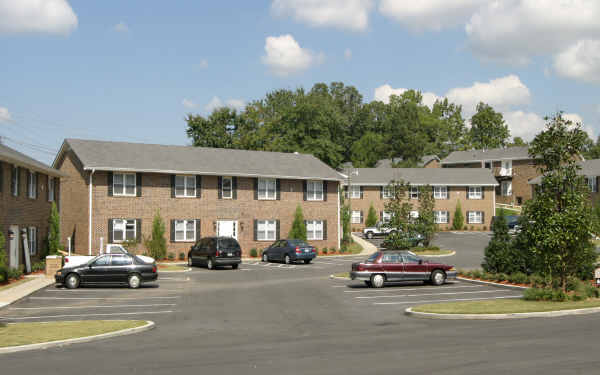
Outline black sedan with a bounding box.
[262,239,317,264]
[55,253,158,289]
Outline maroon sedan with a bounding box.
[350,251,457,288]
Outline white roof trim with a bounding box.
[341,182,498,187]
[441,156,531,164]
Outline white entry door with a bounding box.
[9,225,19,269]
[217,220,238,239]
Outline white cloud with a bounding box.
[379,0,484,32]
[113,21,129,33]
[0,0,78,35]
[271,0,373,32]
[554,39,600,84]
[564,112,595,138]
[344,48,352,60]
[503,111,546,141]
[373,84,441,108]
[182,98,198,109]
[198,59,208,69]
[204,97,245,113]
[0,106,10,122]
[466,0,600,65]
[262,34,324,77]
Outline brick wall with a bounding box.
[346,185,495,231]
[0,161,58,267]
[495,159,539,205]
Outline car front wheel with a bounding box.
[262,253,269,262]
[366,232,373,239]
[431,270,446,286]
[65,273,80,289]
[370,274,385,288]
[304,259,311,264]
[128,274,142,289]
[207,258,214,270]
[232,263,239,270]
[188,257,193,267]
[284,255,291,264]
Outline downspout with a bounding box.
[337,181,341,249]
[88,169,95,255]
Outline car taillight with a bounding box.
[216,250,220,257]
[311,248,316,253]
[152,265,157,273]
[65,258,69,263]
[295,247,301,254]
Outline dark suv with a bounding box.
[188,237,242,270]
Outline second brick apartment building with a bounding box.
[53,139,343,257]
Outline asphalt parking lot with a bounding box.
[3,235,600,374]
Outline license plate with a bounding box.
[304,249,310,253]
[227,252,233,257]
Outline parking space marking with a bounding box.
[373,295,521,306]
[30,296,179,300]
[343,285,484,293]
[0,310,178,321]
[355,289,516,299]
[10,303,177,310]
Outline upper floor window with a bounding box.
[174,219,196,242]
[113,219,136,242]
[500,160,513,176]
[307,180,324,201]
[382,186,393,199]
[349,185,361,199]
[11,165,18,197]
[114,173,136,196]
[468,186,482,199]
[258,178,276,200]
[175,175,196,198]
[48,177,55,202]
[28,171,37,199]
[222,177,233,199]
[306,220,324,240]
[409,186,419,200]
[433,186,447,199]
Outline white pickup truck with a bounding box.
[64,244,155,267]
[362,222,397,239]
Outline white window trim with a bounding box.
[382,211,392,224]
[468,211,483,224]
[28,227,37,255]
[11,165,18,197]
[28,171,37,199]
[113,173,137,197]
[349,185,361,199]
[468,186,483,199]
[410,211,419,219]
[256,220,277,241]
[174,219,196,242]
[588,176,597,193]
[382,186,393,199]
[434,211,449,224]
[351,210,362,224]
[501,181,513,197]
[306,220,324,241]
[48,177,55,202]
[258,178,277,200]
[221,176,233,199]
[113,219,136,243]
[433,186,447,199]
[175,175,196,198]
[409,186,419,200]
[307,180,324,201]
[500,160,513,176]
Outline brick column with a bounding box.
[45,255,63,276]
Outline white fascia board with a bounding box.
[341,182,499,187]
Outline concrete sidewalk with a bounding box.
[351,234,377,255]
[0,275,55,309]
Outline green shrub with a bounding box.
[329,247,336,254]
[366,203,378,227]
[250,248,258,258]
[509,272,528,284]
[495,273,508,282]
[528,274,545,288]
[551,289,568,302]
[167,252,175,261]
[144,210,167,261]
[471,270,482,279]
[452,202,464,230]
[178,252,185,261]
[584,284,600,299]
[322,247,328,255]
[0,265,7,283]
[288,205,307,240]
[7,267,23,280]
[482,272,494,281]
[32,261,46,272]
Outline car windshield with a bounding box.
[288,240,309,247]
[218,238,240,251]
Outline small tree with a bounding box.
[452,201,464,230]
[365,203,378,227]
[340,188,352,245]
[482,209,512,273]
[47,202,61,256]
[415,185,436,246]
[382,180,414,249]
[0,230,6,267]
[288,205,307,241]
[144,210,167,260]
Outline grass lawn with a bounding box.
[346,241,363,254]
[411,249,454,256]
[496,207,521,216]
[0,278,34,293]
[0,320,147,348]
[412,298,600,314]
[157,264,188,272]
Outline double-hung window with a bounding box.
[113,219,136,242]
[175,175,196,197]
[258,178,276,200]
[434,211,449,224]
[222,177,233,199]
[28,227,37,255]
[587,177,597,193]
[409,211,419,220]
[175,220,196,242]
[468,186,482,199]
[382,186,393,199]
[256,220,277,241]
[409,186,419,199]
[28,171,37,199]
[501,181,513,196]
[48,177,55,202]
[382,211,392,224]
[433,186,447,199]
[113,173,136,196]
[351,210,362,224]
[306,220,324,240]
[11,165,18,197]
[467,211,483,224]
[307,180,324,201]
[349,185,361,199]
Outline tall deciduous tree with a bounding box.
[350,132,387,168]
[521,113,596,291]
[469,102,510,149]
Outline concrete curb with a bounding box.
[404,306,600,320]
[417,251,456,258]
[0,320,155,354]
[329,274,350,280]
[457,276,528,290]
[0,277,55,309]
[158,267,192,273]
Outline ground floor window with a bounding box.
[257,220,277,241]
[501,181,512,196]
[175,220,196,242]
[28,227,37,255]
[351,210,362,224]
[434,211,449,224]
[467,211,483,224]
[113,219,136,242]
[382,211,392,224]
[306,220,323,240]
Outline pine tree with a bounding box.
[144,210,167,260]
[288,205,307,240]
[416,185,436,246]
[0,230,6,267]
[452,201,464,230]
[47,202,61,256]
[365,203,378,227]
[482,209,512,273]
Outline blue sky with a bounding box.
[1,0,599,164]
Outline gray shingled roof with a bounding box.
[441,146,531,164]
[529,159,600,185]
[375,155,439,168]
[418,155,440,167]
[58,139,343,181]
[341,168,498,186]
[0,143,64,177]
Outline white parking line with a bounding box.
[30,296,179,300]
[10,303,177,310]
[373,295,521,305]
[343,285,484,293]
[0,310,178,321]
[356,290,516,299]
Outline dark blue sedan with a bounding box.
[262,239,317,264]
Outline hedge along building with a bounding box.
[341,168,498,231]
[1,142,64,269]
[52,139,343,258]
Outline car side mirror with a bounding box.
[418,259,423,265]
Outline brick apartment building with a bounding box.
[529,159,600,205]
[53,139,342,257]
[440,147,541,206]
[341,168,497,230]
[1,143,63,269]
